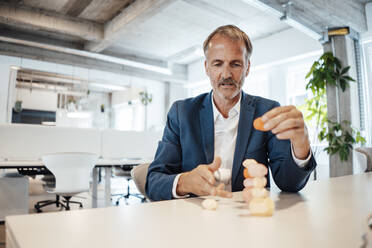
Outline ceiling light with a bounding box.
[328,27,349,36]
[89,83,128,91]
[0,37,172,75]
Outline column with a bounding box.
[323,34,360,177]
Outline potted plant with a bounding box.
[302,52,365,162]
[139,91,153,130]
[14,100,22,113]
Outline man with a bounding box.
[146,25,316,201]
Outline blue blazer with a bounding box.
[146,91,317,201]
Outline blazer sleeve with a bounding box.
[266,101,317,192]
[145,101,183,201]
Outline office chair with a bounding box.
[355,147,372,173]
[34,152,98,212]
[130,163,151,201]
[112,165,146,205]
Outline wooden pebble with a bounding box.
[202,199,218,210]
[249,197,275,217]
[253,117,266,131]
[242,159,258,169]
[214,168,231,184]
[242,157,275,217]
[243,178,254,188]
[251,188,269,198]
[252,177,267,188]
[247,163,268,178]
[243,168,252,179]
[242,188,253,204]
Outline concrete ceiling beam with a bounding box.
[85,0,174,52]
[249,0,367,34]
[0,2,103,41]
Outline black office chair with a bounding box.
[112,165,146,205]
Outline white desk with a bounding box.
[0,158,150,208]
[5,173,372,248]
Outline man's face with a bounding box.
[204,34,250,101]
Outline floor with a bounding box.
[28,175,145,212]
[0,174,146,247]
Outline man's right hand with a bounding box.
[176,157,233,198]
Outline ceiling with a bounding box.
[0,0,369,83]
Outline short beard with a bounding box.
[216,77,244,100]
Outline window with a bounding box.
[188,80,212,97]
[286,64,310,106]
[113,102,145,131]
[362,40,372,146]
[243,71,269,98]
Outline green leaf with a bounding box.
[341,66,350,75]
[339,79,347,91]
[343,75,355,82]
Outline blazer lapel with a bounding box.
[199,92,214,164]
[232,93,255,186]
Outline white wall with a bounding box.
[188,60,207,84]
[250,28,321,66]
[169,83,189,108]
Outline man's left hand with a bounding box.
[261,105,310,160]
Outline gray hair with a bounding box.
[203,25,253,61]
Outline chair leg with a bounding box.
[61,196,83,210]
[114,177,147,205]
[68,200,83,208]
[126,178,130,198]
[115,195,123,206]
[35,195,83,212]
[35,199,59,213]
[58,201,68,210]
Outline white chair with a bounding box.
[355,147,372,173]
[131,163,151,201]
[34,152,98,212]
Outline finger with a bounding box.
[208,156,221,172]
[261,105,295,122]
[197,179,216,196]
[216,183,225,190]
[271,118,304,134]
[215,188,233,198]
[276,128,304,140]
[198,165,215,185]
[264,110,303,131]
[247,163,268,177]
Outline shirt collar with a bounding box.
[211,91,241,121]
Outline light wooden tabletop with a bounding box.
[6,173,372,248]
[0,158,151,167]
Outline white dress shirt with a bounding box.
[172,93,311,198]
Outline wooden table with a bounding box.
[5,173,372,248]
